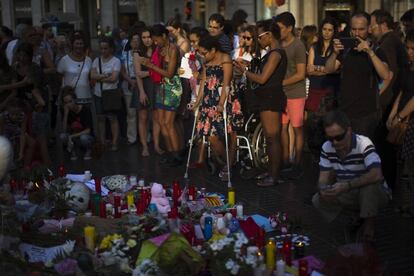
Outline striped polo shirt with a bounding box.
[319,133,382,181]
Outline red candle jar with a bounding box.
[188,186,196,201]
[168,206,178,219]
[99,201,106,218]
[283,237,292,266]
[298,259,308,276]
[141,189,149,209]
[94,177,101,195]
[256,226,266,249]
[114,196,121,218]
[136,200,145,215]
[58,164,65,178]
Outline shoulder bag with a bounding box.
[99,57,123,113]
[386,115,410,145]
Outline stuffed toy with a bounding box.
[150,183,171,215]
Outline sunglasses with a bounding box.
[242,36,252,41]
[257,32,269,40]
[326,129,348,142]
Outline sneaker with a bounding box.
[83,150,92,160]
[70,151,78,161]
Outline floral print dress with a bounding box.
[197,64,244,137]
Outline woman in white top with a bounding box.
[57,34,92,103]
[120,32,141,146]
[90,37,122,151]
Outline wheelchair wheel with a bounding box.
[252,122,268,170]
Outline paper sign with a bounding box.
[179,57,193,79]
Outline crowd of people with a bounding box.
[1,8,414,243]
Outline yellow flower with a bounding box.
[99,234,123,249]
[127,239,137,248]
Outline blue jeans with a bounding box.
[60,133,94,150]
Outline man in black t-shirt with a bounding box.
[208,13,232,55]
[60,89,94,161]
[325,12,391,140]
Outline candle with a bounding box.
[84,226,95,251]
[84,171,92,181]
[298,259,308,276]
[136,200,144,215]
[236,204,243,218]
[228,187,235,206]
[129,176,137,186]
[99,201,106,218]
[172,181,181,205]
[283,237,292,266]
[93,194,101,216]
[294,241,305,259]
[266,238,276,271]
[94,177,101,195]
[276,259,285,276]
[58,164,65,178]
[114,196,121,218]
[204,216,213,241]
[106,203,113,218]
[127,193,135,209]
[188,186,196,201]
[138,178,145,187]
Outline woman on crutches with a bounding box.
[234,19,288,186]
[190,35,233,179]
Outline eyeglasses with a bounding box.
[326,129,348,142]
[257,32,269,40]
[242,36,252,41]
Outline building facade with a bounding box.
[0,0,413,37]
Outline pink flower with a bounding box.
[207,75,218,90]
[232,100,241,114]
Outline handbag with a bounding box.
[99,57,123,112]
[63,58,85,94]
[386,116,410,145]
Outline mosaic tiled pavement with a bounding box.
[56,142,414,275]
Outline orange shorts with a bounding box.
[281,97,306,127]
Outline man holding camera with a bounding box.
[312,111,390,243]
[325,12,391,140]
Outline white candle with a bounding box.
[84,171,92,181]
[138,178,145,187]
[129,176,137,186]
[236,204,243,218]
[276,259,285,276]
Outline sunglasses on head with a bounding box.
[242,36,252,41]
[327,129,348,142]
[257,32,269,40]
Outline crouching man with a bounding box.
[312,110,390,243]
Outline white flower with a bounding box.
[225,259,235,270]
[231,264,240,275]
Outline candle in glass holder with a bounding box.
[58,164,65,178]
[99,201,106,218]
[105,203,113,218]
[228,187,235,206]
[129,176,137,186]
[236,203,243,218]
[276,259,285,276]
[127,193,135,209]
[256,227,266,249]
[94,177,101,195]
[114,196,121,218]
[188,186,196,201]
[294,241,305,259]
[136,200,145,215]
[266,238,276,271]
[84,226,95,251]
[283,237,292,266]
[298,259,308,276]
[93,194,101,216]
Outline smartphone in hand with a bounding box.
[339,37,359,49]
